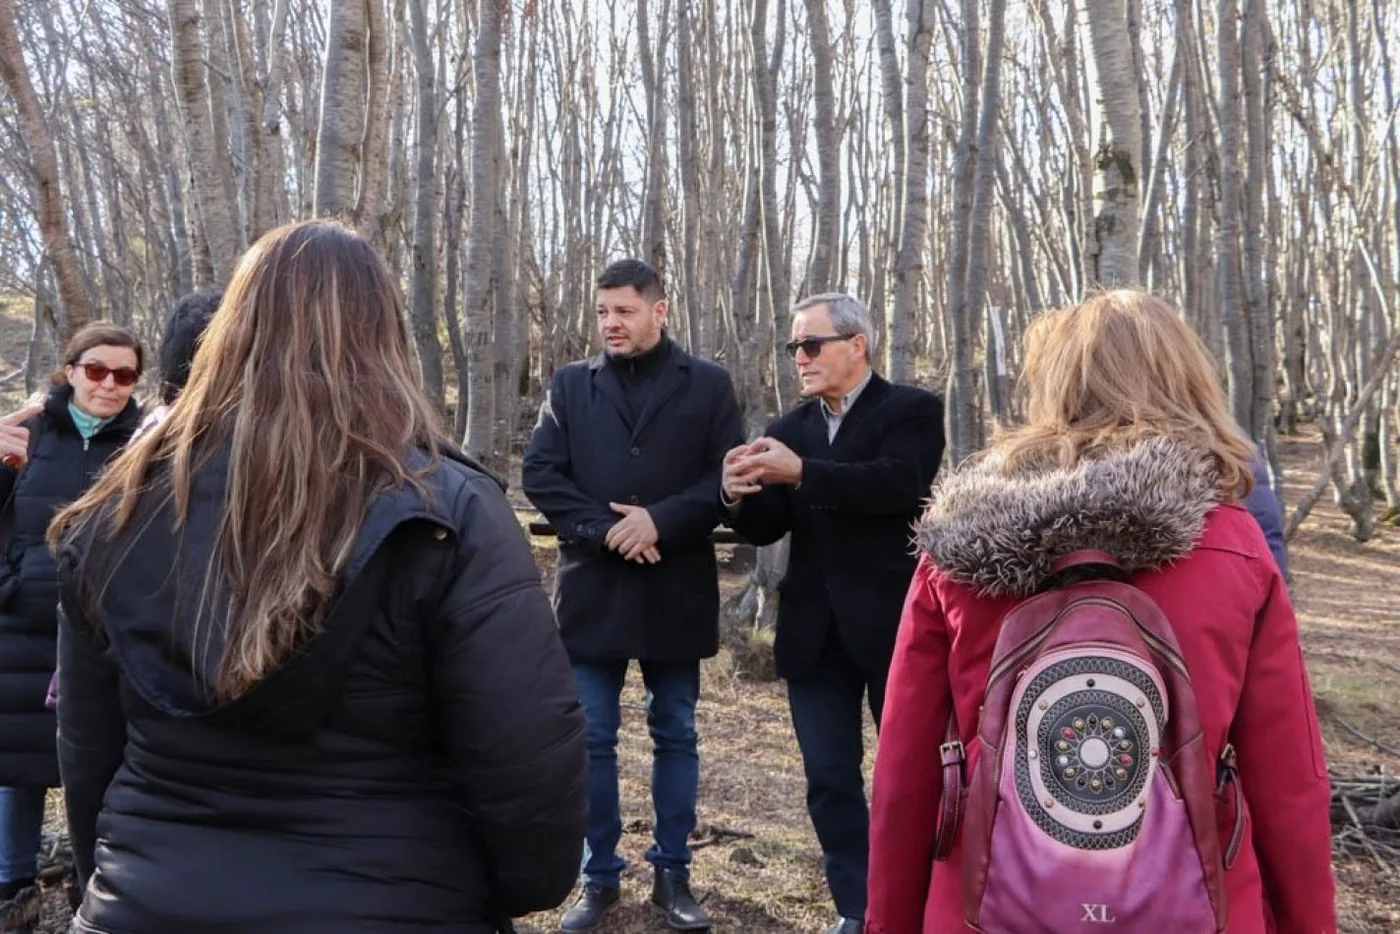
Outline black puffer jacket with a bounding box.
[55,445,587,933]
[0,383,139,787]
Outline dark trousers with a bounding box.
[786,629,887,920]
[572,660,701,888]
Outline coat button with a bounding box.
[628,495,640,505]
[431,527,448,541]
[630,446,641,456]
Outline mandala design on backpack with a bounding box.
[1012,655,1167,850]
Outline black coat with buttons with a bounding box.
[723,375,945,681]
[0,383,140,788]
[522,339,744,662]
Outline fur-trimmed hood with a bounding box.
[914,437,1221,597]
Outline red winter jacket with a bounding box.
[867,439,1336,934]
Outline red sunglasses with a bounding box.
[75,361,140,388]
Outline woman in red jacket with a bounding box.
[867,290,1335,934]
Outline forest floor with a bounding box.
[0,293,1394,931]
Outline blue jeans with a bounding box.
[573,660,700,888]
[0,786,45,885]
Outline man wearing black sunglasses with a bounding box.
[720,293,944,934]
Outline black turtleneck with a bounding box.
[606,336,671,422]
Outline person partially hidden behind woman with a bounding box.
[48,220,587,934]
[867,291,1335,934]
[0,323,143,933]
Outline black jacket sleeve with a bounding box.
[795,392,945,515]
[649,368,745,544]
[521,369,618,551]
[724,484,793,547]
[429,476,587,917]
[55,596,127,893]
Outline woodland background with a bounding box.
[5,1,1400,930]
[1,0,1398,527]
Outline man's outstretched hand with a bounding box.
[722,437,802,500]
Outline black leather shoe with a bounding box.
[826,919,863,934]
[559,882,620,933]
[650,868,710,930]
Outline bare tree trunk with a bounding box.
[801,0,839,293]
[1139,33,1183,287]
[676,0,702,351]
[887,0,933,383]
[1242,0,1273,442]
[462,0,503,471]
[997,154,1045,315]
[0,0,90,336]
[872,0,903,369]
[700,0,725,359]
[72,87,124,322]
[376,0,409,255]
[967,0,1008,421]
[944,0,981,462]
[507,20,539,407]
[314,0,368,217]
[1081,0,1142,287]
[255,0,290,235]
[149,55,194,295]
[27,263,58,393]
[1216,0,1252,429]
[443,78,470,440]
[730,157,763,433]
[637,0,668,276]
[168,0,240,281]
[406,0,444,410]
[491,125,515,456]
[356,0,391,241]
[202,0,244,244]
[1051,0,1094,298]
[754,0,793,408]
[1179,0,1211,352]
[1381,376,1400,518]
[1376,0,1400,505]
[226,0,267,239]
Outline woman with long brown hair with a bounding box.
[866,291,1334,933]
[48,220,586,933]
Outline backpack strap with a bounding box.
[933,710,965,861]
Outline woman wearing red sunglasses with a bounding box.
[0,322,143,930]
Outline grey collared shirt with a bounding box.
[819,370,872,443]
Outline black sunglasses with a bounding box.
[784,334,855,359]
[74,361,140,387]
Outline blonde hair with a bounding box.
[50,220,449,701]
[992,289,1255,501]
